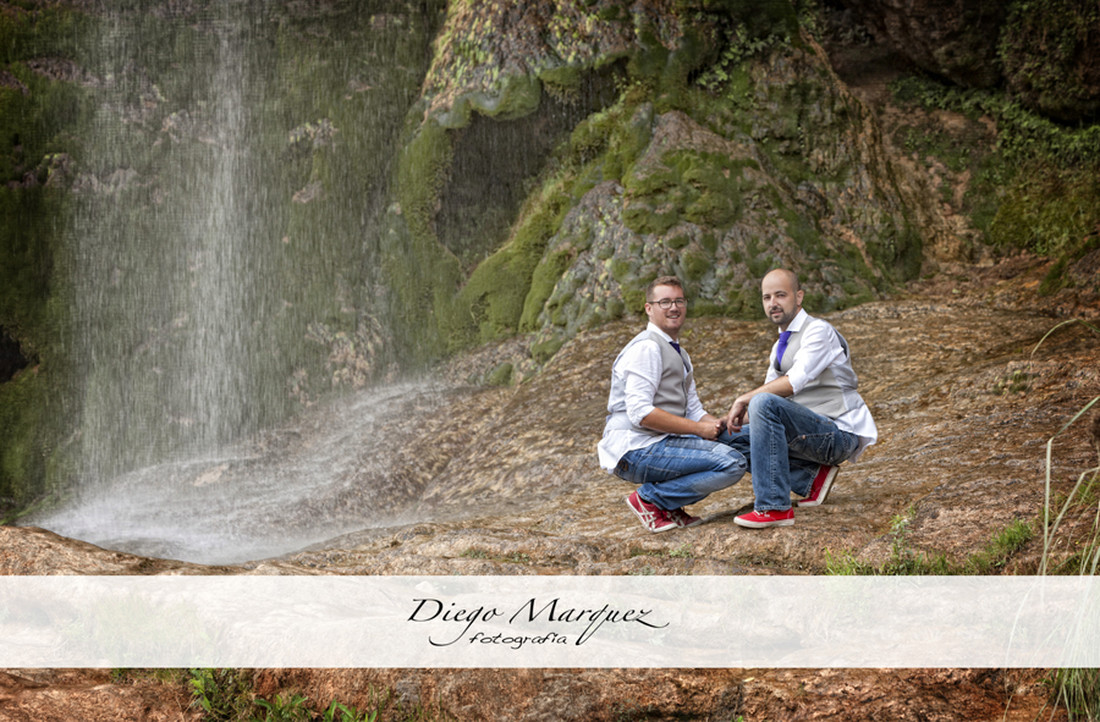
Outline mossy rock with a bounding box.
[999,0,1100,123]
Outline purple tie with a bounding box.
[776,331,791,367]
[669,341,681,355]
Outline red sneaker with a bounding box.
[668,508,703,528]
[626,491,677,532]
[798,465,839,507]
[734,508,795,528]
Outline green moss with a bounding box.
[520,245,575,331]
[679,247,711,282]
[664,234,688,250]
[988,164,1100,262]
[530,335,566,364]
[0,5,94,65]
[561,97,655,187]
[622,149,747,237]
[449,182,573,346]
[383,119,464,360]
[0,179,73,512]
[538,64,584,98]
[473,73,543,121]
[0,372,45,514]
[1,67,94,183]
[485,361,514,387]
[1039,227,1100,296]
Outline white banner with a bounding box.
[1,575,1096,668]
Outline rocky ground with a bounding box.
[2,253,1098,720]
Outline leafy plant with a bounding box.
[696,22,789,95]
[188,668,253,721]
[322,700,378,722]
[253,693,312,722]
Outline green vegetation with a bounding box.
[1038,378,1100,718]
[991,319,1100,719]
[0,4,93,513]
[177,669,452,722]
[825,512,1034,576]
[1050,669,1100,722]
[1037,321,1100,578]
[890,73,1100,294]
[999,0,1100,123]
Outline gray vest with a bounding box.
[777,324,850,419]
[604,330,692,434]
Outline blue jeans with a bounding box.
[723,393,860,512]
[614,435,747,510]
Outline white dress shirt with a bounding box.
[597,323,705,472]
[767,309,878,458]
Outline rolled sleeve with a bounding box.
[620,341,662,426]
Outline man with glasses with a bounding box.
[598,276,747,532]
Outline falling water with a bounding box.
[36,381,442,565]
[27,2,438,563]
[182,20,251,455]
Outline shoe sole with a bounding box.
[625,494,677,533]
[798,466,839,508]
[734,515,795,529]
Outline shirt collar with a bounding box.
[782,308,809,334]
[646,322,674,342]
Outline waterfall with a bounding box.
[64,6,263,485]
[180,19,252,456]
[25,1,439,564]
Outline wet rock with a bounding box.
[0,328,30,383]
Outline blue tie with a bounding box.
[669,341,681,355]
[776,331,791,368]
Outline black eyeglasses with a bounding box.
[648,298,687,309]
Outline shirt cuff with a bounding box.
[627,403,656,427]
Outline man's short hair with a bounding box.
[646,275,683,302]
[765,268,801,292]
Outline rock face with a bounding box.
[839,0,1100,121]
[839,0,1007,87]
[3,0,1098,516]
[390,1,928,366]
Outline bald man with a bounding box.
[722,269,877,528]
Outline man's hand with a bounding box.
[723,395,751,432]
[694,416,725,440]
[723,377,794,431]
